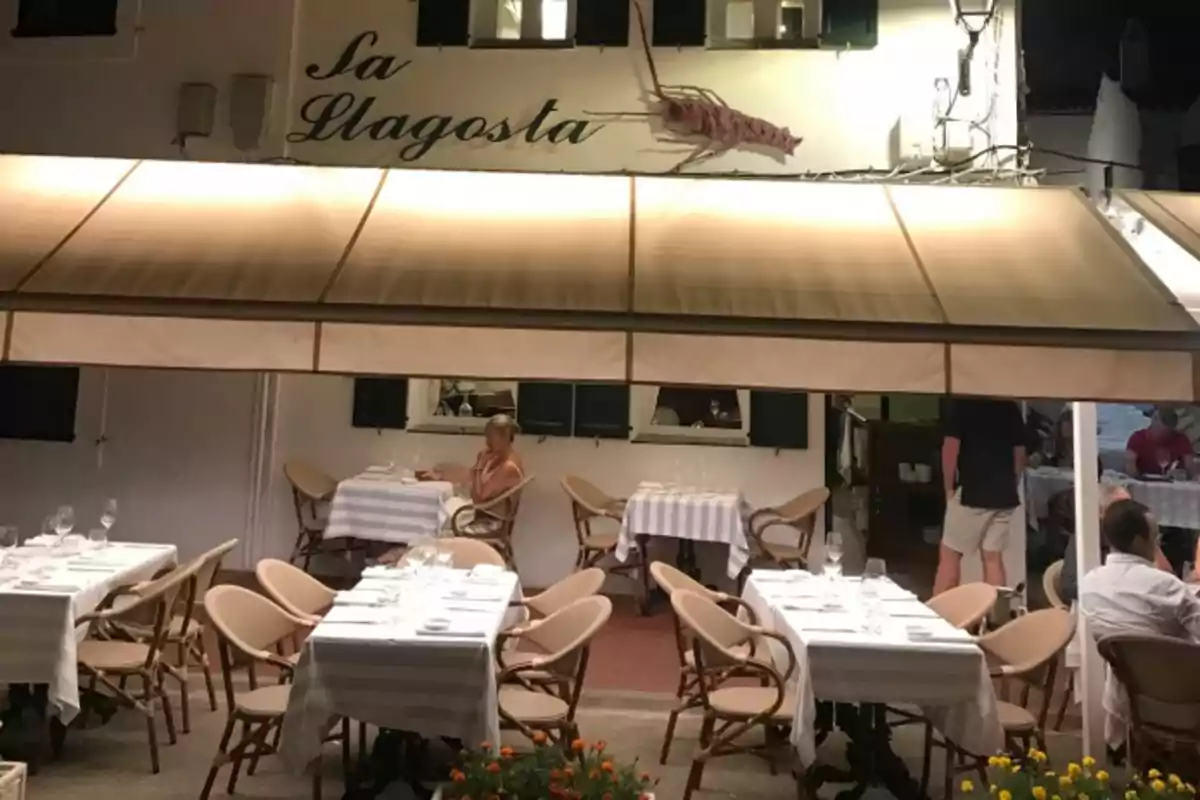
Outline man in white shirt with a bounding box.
[1079,499,1200,751]
[1079,499,1200,641]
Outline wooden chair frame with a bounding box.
[449,474,535,567]
[741,487,829,591]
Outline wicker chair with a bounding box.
[671,589,801,800]
[1098,633,1200,776]
[742,487,829,588]
[200,585,321,800]
[76,558,203,773]
[650,561,765,765]
[495,596,612,745]
[449,474,535,567]
[283,459,342,571]
[1041,560,1076,732]
[255,558,336,626]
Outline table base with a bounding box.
[636,536,706,616]
[0,686,71,773]
[342,729,450,800]
[806,702,926,800]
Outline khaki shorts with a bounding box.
[942,489,1013,555]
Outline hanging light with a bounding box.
[947,0,998,97]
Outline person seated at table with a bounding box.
[379,415,524,564]
[1079,499,1200,641]
[1058,485,1172,604]
[1124,408,1194,478]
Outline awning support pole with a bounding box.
[1071,400,1105,760]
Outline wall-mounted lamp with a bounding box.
[948,0,998,97]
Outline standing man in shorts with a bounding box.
[934,397,1027,595]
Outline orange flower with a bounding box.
[499,747,514,759]
[571,739,586,752]
[641,771,652,782]
[595,740,607,752]
[563,766,575,778]
[600,760,614,772]
[486,761,501,774]
[451,769,466,783]
[589,769,600,780]
[532,731,549,745]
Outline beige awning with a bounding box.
[2,154,1198,398]
[1120,191,1200,267]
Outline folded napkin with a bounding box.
[323,606,389,625]
[334,590,385,606]
[752,570,810,582]
[361,565,406,579]
[416,625,487,638]
[15,580,84,593]
[23,535,58,547]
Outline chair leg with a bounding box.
[228,721,252,793]
[200,715,237,800]
[143,675,161,774]
[341,717,352,787]
[196,638,217,712]
[1054,676,1073,732]
[682,713,715,800]
[919,721,933,798]
[158,671,177,746]
[660,672,689,765]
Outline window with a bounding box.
[12,0,118,37]
[821,0,876,48]
[473,0,574,45]
[406,378,519,433]
[0,365,79,442]
[416,0,471,47]
[708,0,817,45]
[652,0,706,46]
[575,0,629,46]
[351,378,409,431]
[514,381,631,438]
[748,390,809,449]
[631,385,750,445]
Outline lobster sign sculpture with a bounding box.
[588,0,802,172]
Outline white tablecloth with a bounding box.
[742,572,1003,765]
[0,541,178,723]
[281,567,522,772]
[324,472,455,544]
[1026,467,1200,529]
[616,483,751,579]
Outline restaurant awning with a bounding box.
[2,154,1198,400]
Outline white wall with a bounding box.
[268,374,826,589]
[0,367,259,567]
[0,0,297,160]
[1027,110,1184,190]
[0,0,1018,176]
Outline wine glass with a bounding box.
[824,531,844,580]
[100,499,117,534]
[54,506,75,542]
[863,558,887,581]
[0,526,17,567]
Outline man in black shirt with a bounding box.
[934,397,1027,595]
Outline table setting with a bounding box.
[742,549,1001,800]
[281,560,523,774]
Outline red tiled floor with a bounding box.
[587,601,681,694]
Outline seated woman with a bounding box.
[378,415,524,564]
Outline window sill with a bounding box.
[632,428,749,447]
[408,418,491,436]
[470,37,574,50]
[706,37,820,51]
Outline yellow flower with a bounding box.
[1069,763,1083,777]
[1053,796,1062,800]
[990,786,998,795]
[1149,770,1163,780]
[999,791,1013,800]
[988,756,1002,767]
[1152,780,1167,793]
[962,780,976,793]
[1186,784,1197,795]
[1127,792,1140,800]
[1047,772,1057,778]
[1033,787,1048,800]
[1080,794,1090,800]
[1083,756,1097,768]
[1171,775,1184,787]
[1061,776,1074,788]
[1012,766,1022,774]
[1096,771,1110,783]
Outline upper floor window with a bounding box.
[11,0,118,38]
[407,378,519,433]
[653,0,876,48]
[633,385,750,445]
[416,0,627,48]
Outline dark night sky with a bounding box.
[1023,0,1200,111]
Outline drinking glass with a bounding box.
[100,499,117,535]
[863,558,887,581]
[434,550,454,572]
[824,531,844,580]
[0,526,17,567]
[88,527,108,549]
[54,506,75,541]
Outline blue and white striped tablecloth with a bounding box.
[324,475,454,545]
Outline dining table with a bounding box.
[743,570,1003,800]
[280,563,523,777]
[0,538,178,724]
[323,467,456,546]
